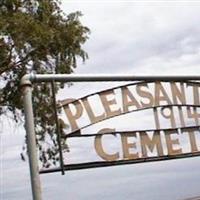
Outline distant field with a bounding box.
[183,196,200,200]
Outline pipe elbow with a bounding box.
[20,74,32,87]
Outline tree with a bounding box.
[0,0,90,167]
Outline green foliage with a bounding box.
[0,0,90,167]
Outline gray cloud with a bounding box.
[62,2,200,74]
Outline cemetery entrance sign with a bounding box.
[55,80,200,171]
[21,74,200,200]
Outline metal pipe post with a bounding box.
[22,81,42,200]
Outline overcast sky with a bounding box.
[1,1,200,200]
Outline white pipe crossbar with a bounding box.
[21,73,200,84]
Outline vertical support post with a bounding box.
[22,78,42,200]
[51,81,65,175]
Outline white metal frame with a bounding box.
[21,73,200,200]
